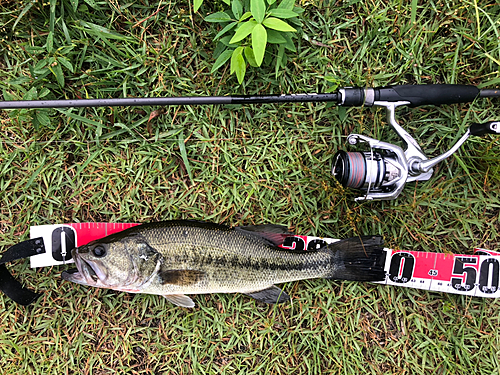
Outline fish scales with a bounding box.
[136,223,332,295]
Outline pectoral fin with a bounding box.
[163,294,195,308]
[245,286,290,304]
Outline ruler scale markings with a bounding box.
[428,251,438,292]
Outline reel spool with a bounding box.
[331,130,409,201]
[332,150,401,193]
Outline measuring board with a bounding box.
[30,223,500,298]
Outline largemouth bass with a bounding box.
[62,221,386,307]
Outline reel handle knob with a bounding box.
[470,121,500,136]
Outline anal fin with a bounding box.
[245,286,290,304]
[163,294,195,308]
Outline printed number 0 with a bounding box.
[388,253,415,283]
[478,258,499,294]
[51,227,76,262]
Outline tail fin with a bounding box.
[326,236,386,282]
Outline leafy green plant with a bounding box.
[2,25,74,130]
[3,87,53,129]
[205,0,302,84]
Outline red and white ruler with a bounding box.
[30,223,500,298]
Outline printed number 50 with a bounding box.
[451,257,477,292]
[451,257,500,294]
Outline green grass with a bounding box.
[1,0,500,373]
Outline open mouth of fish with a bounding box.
[62,257,103,286]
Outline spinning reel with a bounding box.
[332,95,499,201]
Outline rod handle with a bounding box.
[375,84,480,107]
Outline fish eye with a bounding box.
[92,245,106,257]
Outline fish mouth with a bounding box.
[62,257,103,286]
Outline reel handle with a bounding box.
[470,121,500,136]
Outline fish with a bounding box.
[62,220,386,308]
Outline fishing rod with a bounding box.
[0,84,499,110]
[1,84,500,201]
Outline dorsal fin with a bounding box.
[235,224,293,246]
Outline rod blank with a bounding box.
[0,93,339,110]
[479,89,500,98]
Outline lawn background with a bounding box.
[1,0,499,373]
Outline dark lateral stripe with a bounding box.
[182,252,330,273]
